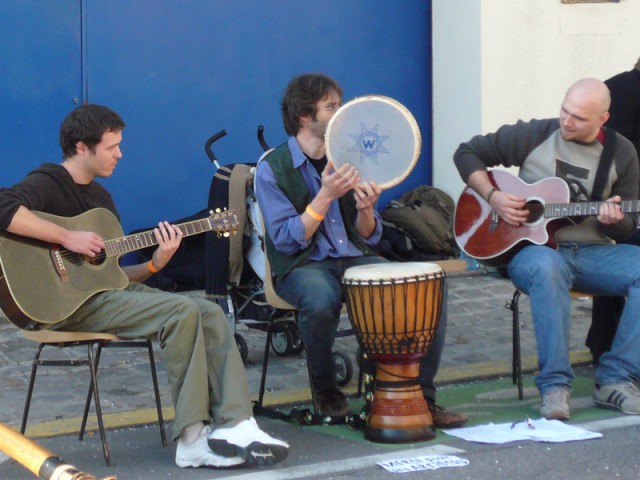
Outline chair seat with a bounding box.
[22,329,121,343]
[20,328,166,466]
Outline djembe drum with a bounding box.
[342,262,445,443]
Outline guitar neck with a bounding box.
[545,200,640,218]
[103,217,217,257]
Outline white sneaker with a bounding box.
[176,425,244,469]
[209,417,289,467]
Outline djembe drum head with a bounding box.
[342,262,444,358]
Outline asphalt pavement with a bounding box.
[1,266,622,480]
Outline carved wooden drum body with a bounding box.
[342,262,445,443]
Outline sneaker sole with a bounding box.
[175,457,243,469]
[540,408,570,421]
[593,398,640,415]
[541,412,571,421]
[209,439,289,467]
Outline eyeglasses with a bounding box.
[320,102,343,112]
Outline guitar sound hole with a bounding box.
[525,200,544,224]
[81,253,106,267]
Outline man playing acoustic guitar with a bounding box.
[0,104,288,469]
[454,78,640,420]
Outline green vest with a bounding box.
[264,142,375,278]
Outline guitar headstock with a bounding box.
[209,209,240,237]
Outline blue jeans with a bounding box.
[275,256,447,401]
[508,243,640,394]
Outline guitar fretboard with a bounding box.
[103,214,234,257]
[545,200,640,218]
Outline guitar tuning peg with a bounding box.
[215,208,222,213]
[223,232,230,238]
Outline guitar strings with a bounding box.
[52,214,234,265]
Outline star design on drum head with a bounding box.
[348,123,390,164]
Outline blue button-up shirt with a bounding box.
[255,136,382,261]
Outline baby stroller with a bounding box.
[205,127,354,387]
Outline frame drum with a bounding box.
[342,262,445,444]
[325,95,421,190]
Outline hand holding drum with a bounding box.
[325,95,421,190]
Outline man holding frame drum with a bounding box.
[255,73,467,430]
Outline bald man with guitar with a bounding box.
[454,78,640,421]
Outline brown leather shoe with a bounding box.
[427,400,468,429]
[315,388,352,417]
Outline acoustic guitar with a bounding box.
[454,169,640,267]
[0,208,238,330]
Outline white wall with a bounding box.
[433,0,640,200]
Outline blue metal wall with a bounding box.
[1,0,432,233]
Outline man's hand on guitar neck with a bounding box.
[150,221,183,269]
[123,220,183,283]
[598,195,624,225]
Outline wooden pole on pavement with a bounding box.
[0,422,116,480]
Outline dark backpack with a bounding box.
[379,185,458,261]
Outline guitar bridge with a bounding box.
[490,210,500,231]
[50,247,69,283]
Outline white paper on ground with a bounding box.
[377,454,470,473]
[442,418,602,444]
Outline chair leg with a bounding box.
[20,343,46,434]
[256,319,276,409]
[307,364,319,414]
[80,341,104,440]
[510,290,524,400]
[357,349,364,398]
[146,340,167,446]
[86,342,111,466]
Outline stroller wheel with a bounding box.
[334,351,353,387]
[288,323,305,354]
[234,333,248,362]
[271,329,293,356]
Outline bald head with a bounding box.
[559,78,611,143]
[565,78,611,114]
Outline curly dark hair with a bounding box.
[60,104,125,158]
[281,73,342,136]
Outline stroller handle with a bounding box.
[257,125,270,152]
[205,130,227,168]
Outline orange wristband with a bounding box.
[305,205,325,221]
[147,260,161,273]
